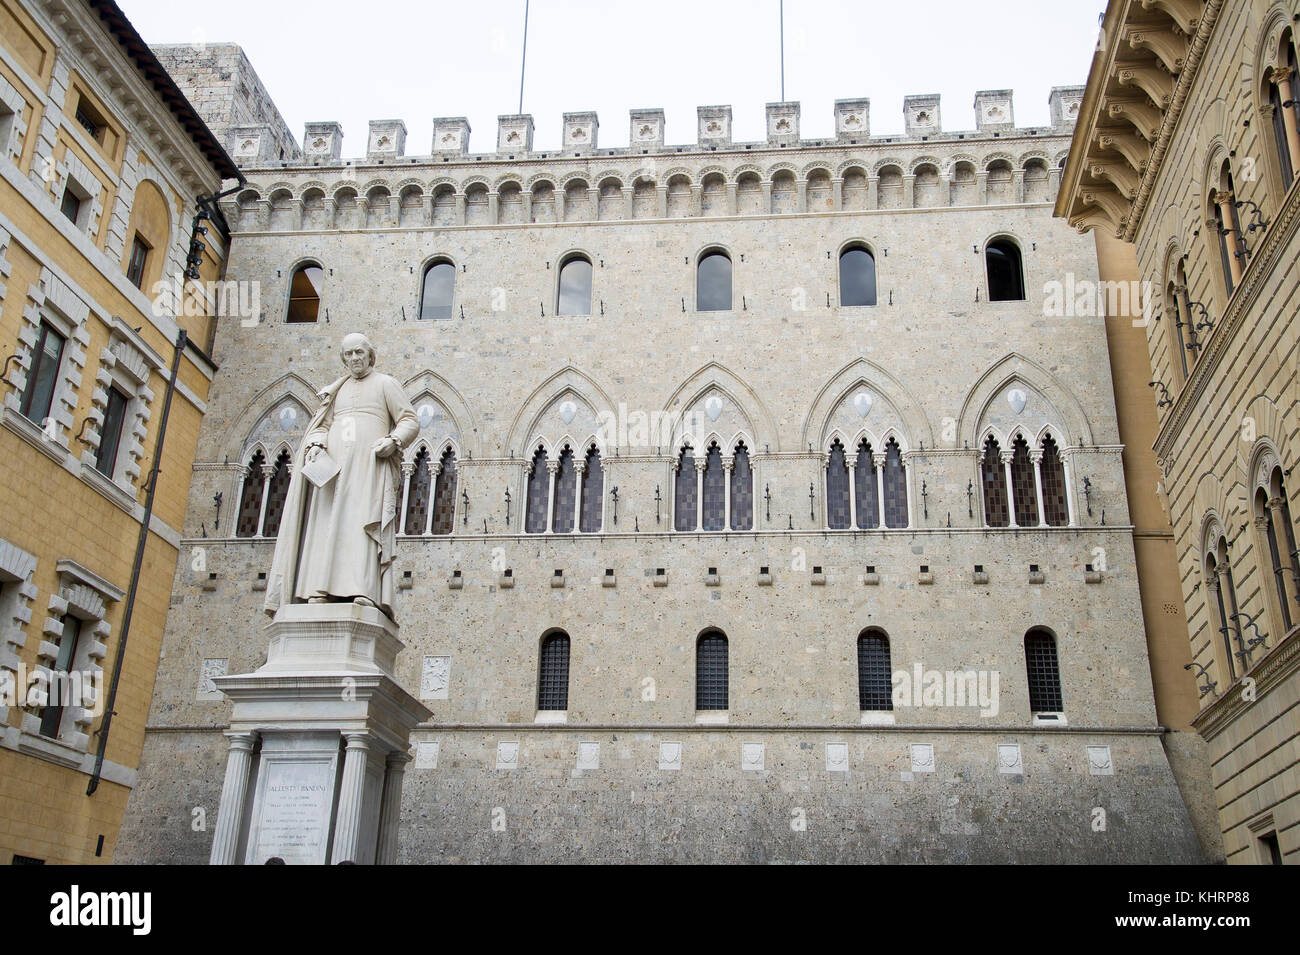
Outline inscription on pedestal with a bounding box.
[247,759,335,865]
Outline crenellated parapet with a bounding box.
[221,90,1083,232]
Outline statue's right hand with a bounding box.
[305,444,322,463]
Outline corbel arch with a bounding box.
[957,353,1094,450]
[662,361,778,453]
[801,357,933,452]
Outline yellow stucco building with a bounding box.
[0,0,238,863]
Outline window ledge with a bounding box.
[77,460,138,514]
[695,711,728,724]
[0,405,70,466]
[1032,712,1068,727]
[14,724,86,769]
[534,710,567,724]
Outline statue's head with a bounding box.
[340,333,376,378]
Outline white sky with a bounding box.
[118,0,1106,155]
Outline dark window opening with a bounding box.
[696,630,728,710]
[419,260,455,320]
[857,629,893,711]
[93,386,129,478]
[537,632,571,710]
[286,264,323,323]
[986,238,1025,302]
[1025,629,1064,713]
[697,250,732,311]
[19,321,66,425]
[839,246,877,306]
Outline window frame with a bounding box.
[555,253,593,316]
[985,236,1026,302]
[837,242,877,307]
[695,247,733,312]
[285,261,325,324]
[126,232,150,289]
[18,320,67,426]
[418,257,457,321]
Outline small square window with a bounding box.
[60,186,81,225]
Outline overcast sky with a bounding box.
[119,0,1106,155]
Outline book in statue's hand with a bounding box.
[300,448,340,488]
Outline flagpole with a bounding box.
[519,0,530,114]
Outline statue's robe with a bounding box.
[263,370,418,620]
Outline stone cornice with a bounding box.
[1190,625,1300,739]
[1153,176,1300,462]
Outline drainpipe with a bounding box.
[87,327,186,795]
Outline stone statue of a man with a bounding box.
[264,333,418,620]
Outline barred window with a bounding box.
[701,443,725,530]
[431,447,457,535]
[1024,628,1063,713]
[730,442,753,530]
[855,440,878,528]
[552,446,577,534]
[537,632,570,711]
[260,449,292,538]
[882,438,908,528]
[674,445,697,531]
[826,439,850,529]
[235,450,266,538]
[580,445,603,533]
[525,446,549,534]
[981,437,1008,527]
[696,630,728,710]
[857,629,893,711]
[1010,435,1038,526]
[404,447,432,534]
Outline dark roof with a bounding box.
[86,0,241,182]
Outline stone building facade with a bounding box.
[1060,0,1300,864]
[116,62,1217,861]
[0,0,238,864]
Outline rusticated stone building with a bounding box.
[117,46,1219,861]
[1060,0,1300,864]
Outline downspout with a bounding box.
[87,327,186,796]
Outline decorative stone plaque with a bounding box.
[246,757,335,865]
[741,742,765,771]
[496,741,519,770]
[910,742,935,773]
[997,743,1024,775]
[576,741,600,770]
[659,741,682,771]
[197,658,228,701]
[1087,744,1114,776]
[825,742,849,772]
[420,655,450,700]
[415,740,439,770]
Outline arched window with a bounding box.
[524,446,549,533]
[538,632,571,711]
[404,447,432,534]
[826,439,851,529]
[857,629,893,711]
[1165,270,1190,383]
[730,442,754,531]
[556,254,592,316]
[985,238,1025,302]
[431,447,457,535]
[854,439,878,528]
[674,445,697,531]
[1210,162,1245,297]
[260,449,292,538]
[1266,33,1300,189]
[286,263,323,323]
[1256,486,1293,635]
[1010,435,1039,527]
[235,450,266,538]
[1024,629,1064,713]
[419,260,455,320]
[701,442,725,531]
[697,250,732,311]
[981,436,1009,527]
[1255,465,1300,636]
[695,630,728,710]
[839,246,877,306]
[551,445,577,534]
[1040,434,1068,527]
[882,437,908,528]
[580,445,604,532]
[1206,536,1243,681]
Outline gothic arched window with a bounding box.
[1040,435,1068,527]
[552,446,577,533]
[580,445,603,533]
[261,449,292,537]
[1206,537,1242,682]
[1210,161,1245,298]
[839,245,876,306]
[538,631,571,711]
[286,262,323,323]
[696,630,728,710]
[857,629,893,711]
[235,450,266,538]
[731,442,754,531]
[697,250,732,311]
[674,445,697,531]
[525,446,549,534]
[981,437,1009,527]
[404,447,432,534]
[431,447,457,535]
[419,259,455,320]
[882,438,908,528]
[1010,435,1039,527]
[985,238,1025,302]
[1266,33,1299,188]
[701,443,726,531]
[556,254,593,316]
[1025,628,1064,713]
[826,439,851,529]
[855,440,878,529]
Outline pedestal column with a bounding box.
[331,732,371,864]
[210,732,257,865]
[375,750,411,865]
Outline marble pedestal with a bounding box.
[208,602,430,865]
